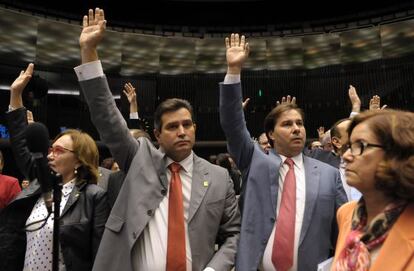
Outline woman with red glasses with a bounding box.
[331,109,414,271]
[0,63,109,271]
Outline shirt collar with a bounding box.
[166,151,194,173]
[279,152,303,168]
[61,178,76,197]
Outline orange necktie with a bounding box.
[166,162,186,271]
[272,158,296,271]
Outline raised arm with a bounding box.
[219,33,254,171]
[10,63,33,109]
[76,8,138,173]
[7,64,37,180]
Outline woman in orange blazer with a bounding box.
[331,109,414,271]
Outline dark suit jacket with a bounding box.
[0,108,109,271]
[219,82,347,271]
[305,148,341,168]
[79,75,240,271]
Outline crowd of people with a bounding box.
[0,7,413,271]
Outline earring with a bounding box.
[74,168,78,175]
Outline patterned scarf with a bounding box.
[335,198,407,271]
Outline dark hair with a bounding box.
[263,103,304,147]
[154,98,194,131]
[348,109,414,200]
[101,157,115,170]
[216,153,232,171]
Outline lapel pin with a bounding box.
[203,181,209,187]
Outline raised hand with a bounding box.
[10,63,34,109]
[242,97,250,110]
[79,8,106,63]
[123,82,138,113]
[225,33,249,74]
[317,126,325,141]
[123,83,137,104]
[369,95,387,110]
[348,85,361,113]
[276,95,296,107]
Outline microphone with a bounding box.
[26,122,53,213]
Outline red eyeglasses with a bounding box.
[48,145,74,157]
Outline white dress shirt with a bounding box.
[132,152,194,271]
[262,154,306,271]
[24,179,76,271]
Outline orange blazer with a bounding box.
[331,201,414,271]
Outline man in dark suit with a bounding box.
[219,33,347,271]
[74,8,240,271]
[305,118,350,169]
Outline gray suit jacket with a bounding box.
[219,82,347,271]
[79,76,240,271]
[97,166,111,191]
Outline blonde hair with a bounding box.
[53,129,99,184]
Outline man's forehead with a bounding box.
[277,109,303,122]
[161,110,193,126]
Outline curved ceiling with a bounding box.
[2,0,414,33]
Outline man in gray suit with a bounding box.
[74,8,240,271]
[219,33,347,271]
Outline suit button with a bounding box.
[161,189,167,195]
[147,210,153,216]
[270,217,275,223]
[133,232,137,239]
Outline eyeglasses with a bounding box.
[48,145,74,157]
[345,141,384,156]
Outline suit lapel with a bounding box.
[299,157,320,245]
[268,150,282,216]
[188,155,209,223]
[61,182,86,217]
[370,203,414,270]
[155,149,169,190]
[157,155,169,190]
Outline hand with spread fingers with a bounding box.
[275,95,296,107]
[317,126,325,142]
[79,7,106,63]
[123,82,138,113]
[225,33,250,75]
[369,95,387,110]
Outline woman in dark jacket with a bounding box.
[0,63,109,271]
